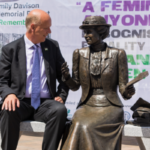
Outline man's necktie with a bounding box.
[31,45,41,109]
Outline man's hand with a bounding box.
[54,97,64,104]
[2,94,20,111]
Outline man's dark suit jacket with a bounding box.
[0,36,69,103]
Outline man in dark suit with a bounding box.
[0,9,69,150]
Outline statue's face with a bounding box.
[83,28,100,45]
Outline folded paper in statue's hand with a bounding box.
[126,71,149,88]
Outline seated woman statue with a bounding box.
[61,16,135,150]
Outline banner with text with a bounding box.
[0,0,150,121]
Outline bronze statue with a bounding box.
[61,16,135,150]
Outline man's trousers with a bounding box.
[0,99,67,150]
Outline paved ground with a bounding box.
[16,133,140,150]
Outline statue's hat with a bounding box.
[79,16,111,29]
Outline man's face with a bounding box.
[33,18,51,43]
[83,28,100,45]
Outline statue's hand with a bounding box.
[61,62,70,80]
[123,84,135,99]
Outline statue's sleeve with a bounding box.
[63,49,80,91]
[118,49,128,99]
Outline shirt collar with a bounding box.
[24,35,41,49]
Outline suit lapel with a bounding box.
[81,47,90,59]
[79,47,90,103]
[18,37,26,88]
[40,42,50,84]
[101,46,112,73]
[80,46,90,75]
[83,47,90,85]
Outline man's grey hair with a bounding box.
[25,15,40,29]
